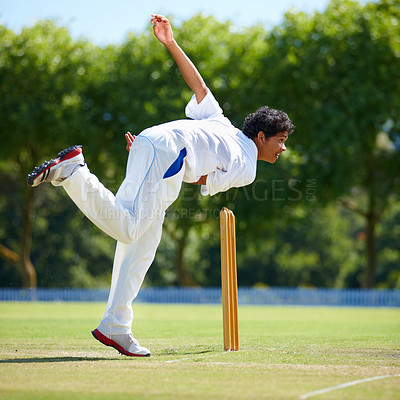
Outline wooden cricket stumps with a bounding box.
[220,207,239,351]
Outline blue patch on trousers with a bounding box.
[163,147,187,179]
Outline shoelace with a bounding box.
[128,334,140,346]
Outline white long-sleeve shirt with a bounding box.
[142,90,258,196]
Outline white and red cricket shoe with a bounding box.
[27,145,85,187]
[91,328,151,357]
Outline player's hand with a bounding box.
[151,14,174,46]
[125,132,135,151]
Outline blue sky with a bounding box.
[0,0,332,45]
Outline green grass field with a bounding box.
[0,302,399,400]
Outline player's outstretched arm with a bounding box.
[151,14,208,104]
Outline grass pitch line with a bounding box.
[299,374,400,399]
[165,358,189,363]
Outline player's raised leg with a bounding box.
[27,144,152,244]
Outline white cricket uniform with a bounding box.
[57,90,257,335]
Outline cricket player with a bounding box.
[27,14,294,357]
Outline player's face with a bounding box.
[257,131,288,163]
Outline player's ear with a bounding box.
[256,131,265,143]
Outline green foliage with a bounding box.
[376,199,400,288]
[0,22,92,165]
[1,1,399,289]
[262,0,400,200]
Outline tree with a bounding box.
[0,21,105,287]
[260,0,400,287]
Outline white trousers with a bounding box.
[56,132,185,334]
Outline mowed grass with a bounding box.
[0,302,399,400]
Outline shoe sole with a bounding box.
[91,329,150,357]
[27,145,82,186]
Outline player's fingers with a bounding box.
[125,134,132,149]
[151,14,168,24]
[125,132,134,144]
[125,135,130,151]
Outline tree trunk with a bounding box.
[363,211,377,288]
[163,218,197,287]
[19,188,37,288]
[0,243,20,263]
[362,156,379,289]
[175,236,197,287]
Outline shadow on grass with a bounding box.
[0,356,120,364]
[160,347,216,357]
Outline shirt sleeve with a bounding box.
[185,89,224,120]
[200,163,256,196]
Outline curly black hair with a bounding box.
[242,106,295,139]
